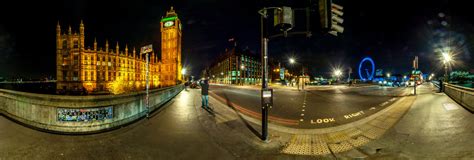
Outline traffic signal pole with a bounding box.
[260,11,269,141]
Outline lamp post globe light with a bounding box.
[334,69,342,82]
[289,58,295,64]
[441,51,453,82]
[288,57,299,88]
[181,68,186,82]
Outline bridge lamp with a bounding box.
[289,58,295,64]
[442,52,452,63]
[441,51,454,80]
[334,69,342,77]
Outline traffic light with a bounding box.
[318,0,344,36]
[274,6,294,32]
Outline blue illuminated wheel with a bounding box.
[358,57,375,81]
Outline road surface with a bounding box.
[210,84,412,128]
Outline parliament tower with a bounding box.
[160,6,182,86]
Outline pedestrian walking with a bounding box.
[200,79,209,109]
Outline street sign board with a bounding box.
[141,44,153,55]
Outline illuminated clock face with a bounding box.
[164,21,174,27]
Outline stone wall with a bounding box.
[0,85,183,133]
[444,83,474,111]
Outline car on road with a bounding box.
[190,81,200,89]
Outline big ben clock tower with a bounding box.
[161,6,182,86]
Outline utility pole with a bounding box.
[301,66,304,91]
[413,56,418,95]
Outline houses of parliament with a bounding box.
[56,7,182,94]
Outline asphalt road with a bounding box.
[209,84,413,128]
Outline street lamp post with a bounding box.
[220,72,224,84]
[442,52,452,82]
[443,60,448,82]
[289,57,303,90]
[240,65,245,85]
[334,69,342,82]
[301,65,305,91]
[181,68,186,82]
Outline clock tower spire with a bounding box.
[160,6,182,86]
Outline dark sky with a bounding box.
[0,0,473,79]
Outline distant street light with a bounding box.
[240,65,245,85]
[181,68,186,82]
[334,69,342,81]
[220,72,224,84]
[386,73,391,78]
[181,68,187,75]
[289,58,295,64]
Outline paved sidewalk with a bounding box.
[0,89,289,160]
[364,83,474,159]
[1,84,472,159]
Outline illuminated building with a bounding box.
[56,7,182,94]
[56,21,161,94]
[160,7,183,86]
[207,46,261,85]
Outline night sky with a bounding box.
[0,0,473,79]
